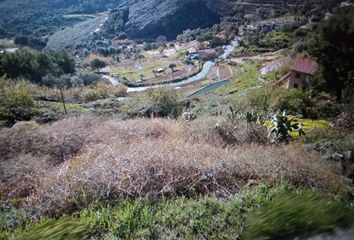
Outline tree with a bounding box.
[168,63,176,72]
[0,49,75,86]
[90,59,106,72]
[0,27,8,38]
[308,7,354,101]
[0,82,38,126]
[54,51,75,75]
[139,74,145,81]
[14,35,29,45]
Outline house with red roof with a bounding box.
[283,58,318,90]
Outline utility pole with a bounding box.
[60,88,67,115]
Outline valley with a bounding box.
[1,0,354,239]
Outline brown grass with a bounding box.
[173,117,268,147]
[7,79,127,103]
[0,116,345,216]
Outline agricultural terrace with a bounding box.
[108,42,200,85]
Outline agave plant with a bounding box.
[268,112,305,143]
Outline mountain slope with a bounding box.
[103,0,307,41]
[123,0,232,40]
[0,0,309,47]
[0,0,127,37]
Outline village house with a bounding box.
[278,58,318,90]
[186,48,220,61]
[197,49,219,61]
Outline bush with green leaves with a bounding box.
[0,84,38,126]
[90,59,106,71]
[231,86,342,119]
[269,88,312,116]
[122,88,183,118]
[0,49,75,86]
[0,208,29,233]
[308,6,354,101]
[70,72,101,86]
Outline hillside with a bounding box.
[0,0,127,37]
[0,0,308,43]
[122,0,232,40]
[106,0,307,41]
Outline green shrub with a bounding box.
[269,88,311,116]
[308,99,343,119]
[0,208,28,232]
[303,127,354,149]
[90,59,106,71]
[231,87,271,113]
[122,88,183,118]
[83,82,126,102]
[231,87,342,119]
[0,83,38,125]
[243,191,354,239]
[109,201,158,239]
[233,87,308,115]
[78,206,112,238]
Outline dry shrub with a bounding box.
[333,101,354,132]
[31,141,342,216]
[14,79,127,103]
[173,117,268,147]
[0,116,100,165]
[334,111,354,132]
[82,82,127,103]
[0,154,51,206]
[0,115,345,216]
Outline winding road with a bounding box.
[104,37,240,93]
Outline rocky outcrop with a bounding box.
[102,0,307,41]
[307,142,354,179]
[120,0,233,41]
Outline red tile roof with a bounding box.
[291,58,318,75]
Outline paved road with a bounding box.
[126,61,215,93]
[120,37,240,93]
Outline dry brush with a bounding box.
[0,116,345,216]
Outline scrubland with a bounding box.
[0,115,347,214]
[0,114,353,239]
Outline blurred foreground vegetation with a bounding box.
[1,184,353,240]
